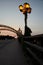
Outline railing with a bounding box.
[21,36,43,65]
[24,41,43,52]
[23,41,43,65]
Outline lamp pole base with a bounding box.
[24,25,32,36]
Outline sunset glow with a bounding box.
[0,0,43,35]
[0,30,17,38]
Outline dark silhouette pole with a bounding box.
[25,12,27,26]
[19,3,32,36]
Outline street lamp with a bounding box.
[19,3,32,36]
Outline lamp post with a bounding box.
[19,3,32,36]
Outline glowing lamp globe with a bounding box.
[23,3,30,9]
[19,2,32,14]
[19,5,23,12]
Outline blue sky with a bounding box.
[0,0,43,35]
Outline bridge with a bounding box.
[0,24,43,65]
[0,24,23,37]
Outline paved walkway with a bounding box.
[0,39,28,65]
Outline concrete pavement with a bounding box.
[0,39,28,65]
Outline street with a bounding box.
[0,39,28,65]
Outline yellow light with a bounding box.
[19,3,32,14]
[19,5,23,12]
[26,4,30,8]
[23,3,30,9]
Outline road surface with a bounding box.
[0,39,28,65]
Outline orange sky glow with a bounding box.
[0,30,17,38]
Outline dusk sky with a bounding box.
[0,0,43,35]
